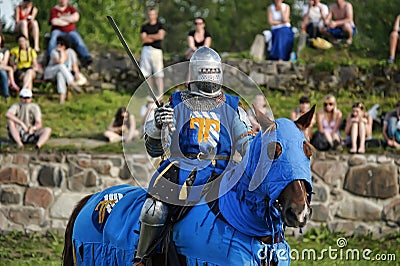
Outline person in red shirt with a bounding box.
[15,0,40,52]
[47,0,92,67]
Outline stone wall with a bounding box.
[0,152,399,237]
[83,50,400,98]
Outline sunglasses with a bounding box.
[324,102,334,107]
[20,97,31,99]
[194,22,203,25]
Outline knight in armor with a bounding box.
[134,47,254,265]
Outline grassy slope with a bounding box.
[0,230,398,265]
[0,78,396,153]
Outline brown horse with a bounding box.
[63,106,315,266]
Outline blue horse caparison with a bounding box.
[69,113,314,266]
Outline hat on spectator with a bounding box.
[299,96,310,104]
[20,88,32,98]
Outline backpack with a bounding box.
[311,131,330,151]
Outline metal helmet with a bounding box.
[189,47,223,97]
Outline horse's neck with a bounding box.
[217,177,280,237]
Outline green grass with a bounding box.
[287,227,400,265]
[0,231,63,265]
[0,86,397,153]
[0,229,398,265]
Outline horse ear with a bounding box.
[253,104,275,131]
[295,105,316,131]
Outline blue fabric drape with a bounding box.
[270,27,294,61]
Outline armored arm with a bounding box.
[144,102,175,157]
[232,106,254,156]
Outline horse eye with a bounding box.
[303,141,313,159]
[267,142,282,160]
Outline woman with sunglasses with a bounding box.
[315,94,343,150]
[185,17,212,59]
[344,102,373,154]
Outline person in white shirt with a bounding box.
[301,0,329,39]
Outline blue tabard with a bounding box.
[149,92,241,202]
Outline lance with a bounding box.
[106,15,161,108]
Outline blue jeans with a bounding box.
[387,117,400,143]
[48,30,91,59]
[0,70,9,98]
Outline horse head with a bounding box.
[253,105,315,228]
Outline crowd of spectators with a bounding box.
[0,0,91,104]
[1,3,400,152]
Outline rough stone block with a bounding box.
[344,164,398,199]
[312,161,347,185]
[50,193,86,219]
[249,71,266,85]
[25,187,54,208]
[383,198,400,225]
[77,157,91,168]
[310,203,330,222]
[0,209,23,232]
[312,183,329,202]
[68,169,99,192]
[68,162,84,177]
[348,154,366,166]
[92,160,112,175]
[0,167,28,185]
[264,62,277,75]
[38,166,62,187]
[0,186,22,204]
[36,154,63,163]
[277,62,292,74]
[328,221,355,233]
[249,34,265,61]
[110,167,120,178]
[9,207,45,227]
[12,154,30,165]
[68,173,85,192]
[119,163,132,181]
[336,198,381,221]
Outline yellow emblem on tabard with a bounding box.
[190,117,220,143]
[95,199,117,224]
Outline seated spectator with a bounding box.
[48,0,92,67]
[104,107,140,143]
[267,0,294,61]
[185,17,212,60]
[0,33,20,100]
[290,95,316,139]
[6,88,52,149]
[247,93,271,133]
[312,94,342,151]
[382,100,400,149]
[15,0,40,52]
[388,14,400,64]
[10,35,37,90]
[344,102,373,154]
[140,95,156,128]
[320,0,356,46]
[301,0,329,40]
[44,36,83,104]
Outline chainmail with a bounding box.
[180,90,225,111]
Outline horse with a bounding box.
[63,106,315,266]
